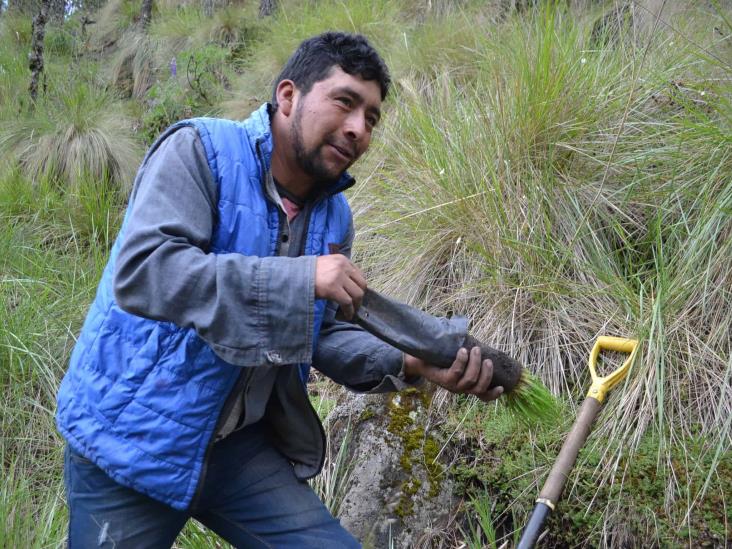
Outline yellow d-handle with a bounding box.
[587,336,639,403]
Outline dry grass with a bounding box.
[0,81,142,192]
[350,3,732,542]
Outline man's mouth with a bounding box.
[329,143,355,161]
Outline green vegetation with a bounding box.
[1,0,731,546]
[505,369,561,425]
[314,426,355,518]
[356,2,732,544]
[452,405,731,547]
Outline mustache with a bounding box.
[327,141,357,160]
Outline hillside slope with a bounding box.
[1,1,730,546]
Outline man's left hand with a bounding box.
[402,347,504,402]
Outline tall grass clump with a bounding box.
[0,79,142,192]
[384,11,485,84]
[88,0,144,52]
[0,461,67,547]
[352,3,731,543]
[0,43,31,112]
[149,3,205,52]
[204,6,261,50]
[110,31,158,98]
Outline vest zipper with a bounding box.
[188,129,349,509]
[191,140,272,510]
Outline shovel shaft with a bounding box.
[539,397,602,505]
[517,397,602,548]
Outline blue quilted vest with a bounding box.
[56,104,353,510]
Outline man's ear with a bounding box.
[275,79,296,116]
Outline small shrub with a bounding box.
[183,44,230,103]
[141,45,228,142]
[141,79,194,143]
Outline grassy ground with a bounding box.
[1,0,731,547]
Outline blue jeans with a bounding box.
[64,422,360,548]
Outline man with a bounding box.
[56,32,503,548]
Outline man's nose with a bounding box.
[343,111,369,142]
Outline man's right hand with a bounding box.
[314,254,367,320]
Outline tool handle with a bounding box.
[594,336,638,354]
[517,397,602,548]
[517,501,552,549]
[538,396,602,506]
[588,337,639,401]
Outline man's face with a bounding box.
[288,67,382,187]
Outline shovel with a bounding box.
[517,336,639,548]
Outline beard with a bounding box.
[290,102,346,188]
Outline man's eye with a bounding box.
[337,97,352,107]
[366,117,378,129]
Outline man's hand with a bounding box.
[403,347,504,402]
[315,254,367,320]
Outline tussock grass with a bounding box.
[0,12,33,47]
[0,163,120,544]
[0,43,30,111]
[309,420,355,517]
[0,80,142,191]
[88,0,144,51]
[110,31,157,98]
[385,12,485,83]
[351,3,732,542]
[223,0,404,118]
[150,3,204,52]
[0,462,67,547]
[202,5,260,48]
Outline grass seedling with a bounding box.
[504,370,561,426]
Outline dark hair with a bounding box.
[271,32,390,108]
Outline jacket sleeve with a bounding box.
[311,217,422,392]
[113,126,316,367]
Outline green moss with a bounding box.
[422,437,444,498]
[358,407,376,423]
[394,478,423,519]
[386,389,445,521]
[308,394,336,421]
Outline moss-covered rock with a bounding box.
[324,387,457,548]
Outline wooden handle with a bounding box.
[538,397,602,505]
